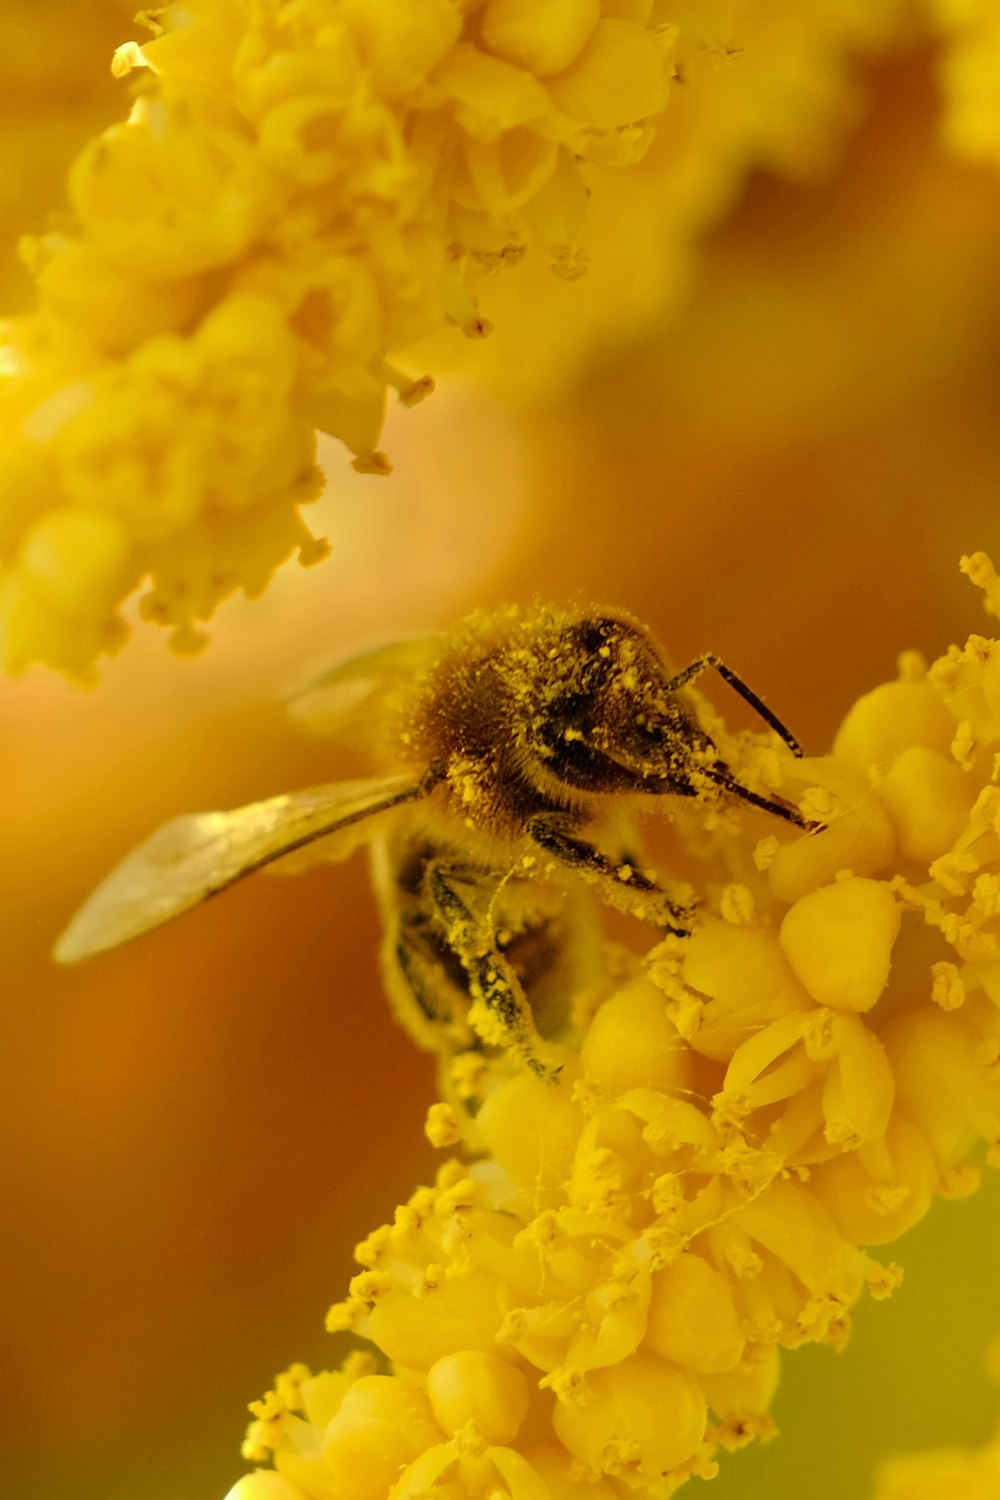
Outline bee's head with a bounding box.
[516,613,713,798]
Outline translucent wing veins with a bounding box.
[53,772,431,965]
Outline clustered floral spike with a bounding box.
[5,3,1000,678]
[222,556,1000,1500]
[0,0,677,676]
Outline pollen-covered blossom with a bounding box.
[0,0,675,676]
[223,556,1000,1500]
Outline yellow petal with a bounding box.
[779,878,900,1013]
[426,1350,530,1443]
[546,19,669,127]
[553,1350,706,1476]
[644,1253,745,1374]
[481,0,600,77]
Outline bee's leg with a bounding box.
[665,653,804,758]
[526,816,695,935]
[427,863,560,1081]
[381,910,477,1057]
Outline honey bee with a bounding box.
[55,606,814,1081]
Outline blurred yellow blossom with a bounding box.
[0,1,133,309]
[874,1341,1000,1499]
[928,0,1000,164]
[451,0,908,396]
[1,0,674,675]
[876,1436,1000,1500]
[7,2,1000,677]
[221,559,1000,1499]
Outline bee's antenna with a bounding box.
[666,653,805,758]
[701,764,821,831]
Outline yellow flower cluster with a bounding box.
[0,0,674,675]
[0,0,133,311]
[927,0,1000,164]
[6,2,1000,677]
[459,0,909,398]
[224,557,1000,1500]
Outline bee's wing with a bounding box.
[53,772,428,965]
[287,635,443,738]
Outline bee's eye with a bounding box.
[529,691,590,757]
[571,617,634,661]
[549,691,591,732]
[631,717,664,746]
[529,692,653,794]
[575,620,612,655]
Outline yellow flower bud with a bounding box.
[274,1412,340,1499]
[481,0,600,77]
[877,746,977,865]
[880,1007,985,1166]
[18,508,131,619]
[425,1101,462,1149]
[523,145,589,245]
[34,239,207,357]
[2,573,117,677]
[700,1346,781,1427]
[322,1377,443,1500]
[426,1350,531,1443]
[383,1440,462,1500]
[833,679,958,771]
[302,1365,375,1431]
[820,1012,895,1148]
[779,878,900,1013]
[68,101,268,279]
[224,1473,309,1500]
[341,0,463,102]
[768,768,897,904]
[476,1070,581,1200]
[680,920,810,1062]
[734,1176,863,1299]
[236,45,358,121]
[811,1115,938,1245]
[580,975,693,1095]
[546,19,669,128]
[486,1445,556,1500]
[565,1271,651,1371]
[136,0,242,90]
[434,45,552,141]
[722,1009,817,1113]
[644,1253,745,1374]
[552,1350,706,1477]
[521,1442,619,1500]
[366,1265,506,1370]
[668,0,738,51]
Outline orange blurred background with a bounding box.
[3,12,1000,1500]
